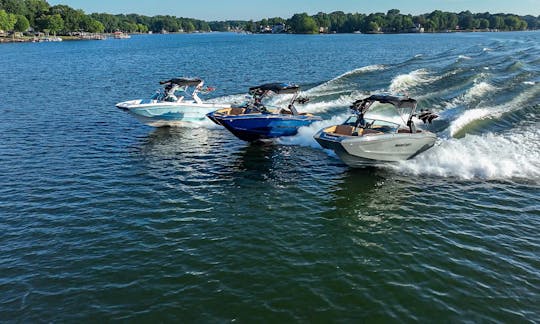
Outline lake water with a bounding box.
[1,32,539,321]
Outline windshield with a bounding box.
[150,91,165,101]
[344,115,400,133]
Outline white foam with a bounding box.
[184,119,221,129]
[301,93,360,113]
[389,69,437,93]
[449,83,539,136]
[393,128,540,181]
[277,114,349,148]
[206,93,248,105]
[483,47,492,52]
[304,65,386,95]
[458,55,472,60]
[330,64,386,82]
[449,108,492,136]
[429,75,496,116]
[462,81,497,103]
[523,81,535,85]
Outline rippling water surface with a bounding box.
[1,32,539,321]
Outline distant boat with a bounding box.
[113,31,131,39]
[116,77,231,127]
[38,36,62,42]
[78,32,107,40]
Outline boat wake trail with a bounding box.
[311,64,386,91]
[448,83,540,137]
[278,114,349,148]
[393,126,540,181]
[389,69,439,93]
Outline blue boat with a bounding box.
[207,83,322,142]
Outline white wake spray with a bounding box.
[393,127,540,181]
[277,114,350,147]
[389,69,439,93]
[449,82,539,137]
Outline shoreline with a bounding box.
[0,29,536,44]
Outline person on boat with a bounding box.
[244,93,269,113]
[356,112,367,128]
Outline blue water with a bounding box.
[1,32,539,321]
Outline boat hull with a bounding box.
[314,130,436,167]
[116,100,230,127]
[209,113,322,141]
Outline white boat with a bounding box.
[113,31,131,39]
[39,36,63,42]
[116,78,231,127]
[314,94,438,167]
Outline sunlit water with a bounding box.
[1,32,539,321]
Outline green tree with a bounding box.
[14,13,29,31]
[458,11,474,29]
[90,13,119,33]
[23,0,50,26]
[288,13,319,34]
[244,19,255,32]
[489,15,505,30]
[314,12,330,29]
[368,21,379,32]
[136,23,147,33]
[478,18,490,29]
[119,20,137,32]
[504,15,522,30]
[50,5,86,32]
[195,20,210,32]
[0,9,16,31]
[151,15,178,32]
[1,0,26,16]
[36,13,64,34]
[86,18,104,32]
[182,21,195,32]
[402,16,414,30]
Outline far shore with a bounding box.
[0,29,536,44]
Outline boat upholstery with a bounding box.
[334,125,355,136]
[228,108,246,115]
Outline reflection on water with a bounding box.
[324,168,403,219]
[138,127,218,156]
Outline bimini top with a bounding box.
[159,78,203,86]
[351,94,417,110]
[249,83,300,95]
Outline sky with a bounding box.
[47,0,540,20]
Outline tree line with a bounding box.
[280,10,536,34]
[0,0,537,36]
[0,0,212,34]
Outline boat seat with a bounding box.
[334,125,355,136]
[229,108,246,115]
[362,128,383,135]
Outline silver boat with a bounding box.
[314,94,438,167]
